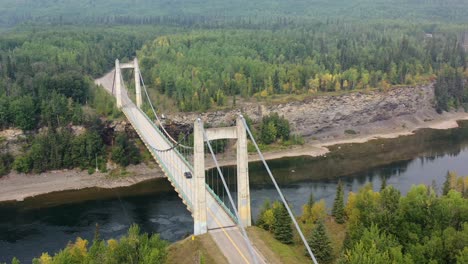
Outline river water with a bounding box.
[2,121,468,262]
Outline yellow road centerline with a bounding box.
[143,120,248,262]
[207,208,250,264]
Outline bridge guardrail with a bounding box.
[205,184,238,224]
[140,109,194,171]
[121,107,194,211]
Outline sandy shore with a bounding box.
[0,164,165,203]
[1,112,468,203]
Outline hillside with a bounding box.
[0,0,468,27]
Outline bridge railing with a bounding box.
[205,184,238,223]
[139,109,194,170]
[121,107,194,211]
[117,71,236,224]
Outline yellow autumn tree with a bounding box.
[321,73,333,91]
[308,77,319,93]
[70,237,88,258]
[38,253,52,264]
[107,238,119,251]
[310,199,327,223]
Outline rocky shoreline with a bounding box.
[2,81,468,203]
[170,84,435,140]
[1,110,468,203]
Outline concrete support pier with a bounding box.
[194,118,207,235]
[115,59,122,108]
[237,116,251,227]
[193,117,252,234]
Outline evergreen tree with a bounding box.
[332,180,346,224]
[273,203,293,244]
[307,192,315,208]
[273,70,281,93]
[380,177,387,191]
[301,192,316,224]
[306,220,333,263]
[443,171,456,195]
[111,132,141,166]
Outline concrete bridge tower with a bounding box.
[193,116,252,235]
[114,58,143,109]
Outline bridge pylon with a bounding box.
[115,59,123,108]
[114,58,143,109]
[134,58,142,108]
[193,117,252,235]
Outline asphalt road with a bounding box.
[95,69,267,263]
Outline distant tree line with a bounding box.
[139,25,466,112]
[2,0,468,28]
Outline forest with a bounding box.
[0,1,466,175]
[0,0,465,169]
[138,25,466,111]
[256,172,468,264]
[0,26,171,175]
[0,1,467,263]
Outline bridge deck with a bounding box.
[96,70,235,230]
[96,69,269,264]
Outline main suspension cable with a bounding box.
[117,71,187,153]
[139,70,193,149]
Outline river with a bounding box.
[2,121,468,262]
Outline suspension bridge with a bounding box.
[95,59,318,264]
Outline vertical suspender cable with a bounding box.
[139,70,192,149]
[240,115,318,264]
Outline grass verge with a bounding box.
[247,226,311,264]
[167,234,228,264]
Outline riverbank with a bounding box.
[1,111,468,203]
[0,163,165,203]
[207,111,468,168]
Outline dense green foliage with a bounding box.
[9,118,143,174]
[26,224,168,264]
[12,119,105,174]
[257,200,293,244]
[0,26,172,174]
[434,66,468,112]
[139,25,466,112]
[339,178,468,263]
[255,199,274,231]
[258,172,468,263]
[0,26,165,130]
[111,132,142,167]
[0,153,13,176]
[259,113,290,145]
